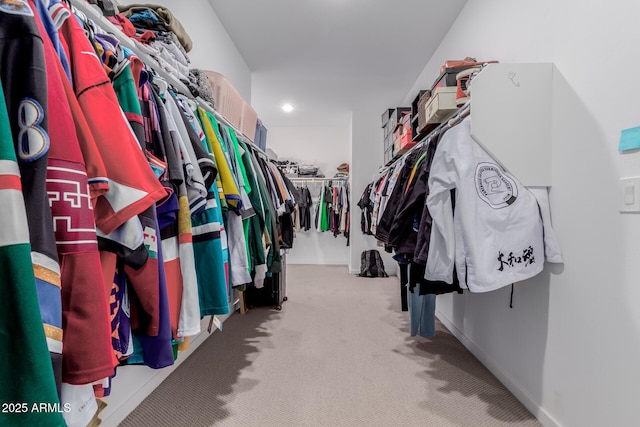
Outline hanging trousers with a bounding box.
[407,273,436,338]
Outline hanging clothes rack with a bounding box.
[288,177,349,182]
[69,0,265,315]
[69,0,264,155]
[69,0,191,95]
[196,95,266,154]
[288,177,349,190]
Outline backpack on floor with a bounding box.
[358,250,388,278]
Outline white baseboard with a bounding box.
[101,308,237,427]
[287,260,349,266]
[435,309,562,427]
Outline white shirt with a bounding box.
[426,118,560,292]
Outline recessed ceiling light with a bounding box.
[282,103,294,113]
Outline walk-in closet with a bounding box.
[1,1,638,427]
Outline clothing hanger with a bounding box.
[154,76,169,96]
[447,100,471,128]
[196,97,215,114]
[441,64,488,128]
[180,96,198,113]
[71,6,93,38]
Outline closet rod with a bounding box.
[202,100,268,157]
[194,95,260,150]
[68,0,264,154]
[288,177,349,182]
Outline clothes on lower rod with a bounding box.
[296,187,313,231]
[309,183,349,236]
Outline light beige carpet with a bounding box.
[119,265,541,427]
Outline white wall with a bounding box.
[287,232,349,265]
[269,126,351,265]
[119,0,252,101]
[349,108,397,277]
[268,126,351,177]
[402,1,640,426]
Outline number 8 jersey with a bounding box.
[0,2,65,426]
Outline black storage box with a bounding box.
[381,108,394,127]
[387,107,411,133]
[393,107,411,121]
[431,66,470,91]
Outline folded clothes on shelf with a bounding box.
[299,164,319,176]
[191,69,216,107]
[111,4,197,90]
[118,3,193,52]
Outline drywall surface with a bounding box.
[268,126,351,179]
[269,126,351,265]
[403,1,640,426]
[286,232,350,265]
[349,108,397,277]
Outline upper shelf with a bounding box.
[470,63,554,187]
[68,0,266,154]
[70,0,192,95]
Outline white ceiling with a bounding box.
[209,0,467,128]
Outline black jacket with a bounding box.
[388,139,438,254]
[357,183,374,235]
[375,147,427,243]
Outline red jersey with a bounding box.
[58,3,165,235]
[31,0,115,385]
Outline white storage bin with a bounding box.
[203,70,244,130]
[424,86,457,124]
[240,102,258,142]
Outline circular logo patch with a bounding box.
[475,162,518,209]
